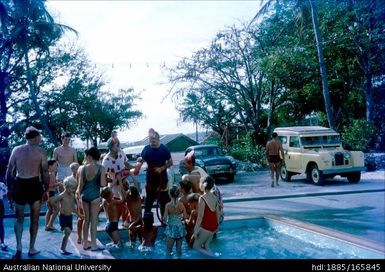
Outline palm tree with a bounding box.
[250,0,336,129]
[1,0,76,145]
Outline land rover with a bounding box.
[274,126,365,185]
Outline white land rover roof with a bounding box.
[274,126,339,136]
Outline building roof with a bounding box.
[122,145,145,155]
[99,133,199,153]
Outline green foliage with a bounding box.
[201,136,221,146]
[76,149,85,165]
[228,132,267,166]
[167,0,384,151]
[342,119,376,151]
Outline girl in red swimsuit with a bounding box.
[193,176,219,257]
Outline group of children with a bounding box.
[43,155,156,254]
[37,145,222,257]
[44,160,83,255]
[100,176,215,257]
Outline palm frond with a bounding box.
[249,0,276,27]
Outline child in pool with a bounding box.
[100,186,125,248]
[163,185,188,255]
[138,211,158,251]
[185,193,199,248]
[126,186,143,247]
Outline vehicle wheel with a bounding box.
[280,164,292,182]
[347,172,361,183]
[308,164,325,185]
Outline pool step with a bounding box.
[69,232,114,259]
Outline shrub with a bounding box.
[342,119,376,151]
[77,149,85,164]
[228,132,267,166]
[365,154,377,172]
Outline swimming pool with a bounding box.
[96,215,384,259]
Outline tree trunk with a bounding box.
[0,71,10,181]
[195,121,198,142]
[267,80,276,137]
[309,0,336,129]
[365,72,374,122]
[24,45,58,146]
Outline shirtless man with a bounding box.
[266,132,285,187]
[6,126,50,259]
[53,133,78,190]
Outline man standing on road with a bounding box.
[266,132,285,187]
[5,126,50,259]
[137,129,173,219]
[53,132,78,190]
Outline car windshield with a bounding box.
[300,135,341,146]
[193,146,225,157]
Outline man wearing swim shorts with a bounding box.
[266,132,285,187]
[6,126,50,259]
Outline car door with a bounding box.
[286,136,302,172]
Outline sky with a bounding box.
[47,0,260,143]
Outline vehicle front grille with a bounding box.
[206,164,230,175]
[335,153,344,166]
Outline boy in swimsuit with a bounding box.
[70,162,84,244]
[179,179,192,214]
[45,160,60,231]
[138,211,158,251]
[101,186,124,248]
[185,193,199,248]
[49,176,82,255]
[126,186,143,247]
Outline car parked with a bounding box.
[274,126,366,185]
[179,144,237,183]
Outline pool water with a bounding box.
[97,217,384,259]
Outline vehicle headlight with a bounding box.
[322,158,331,164]
[344,152,351,159]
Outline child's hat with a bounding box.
[184,150,195,164]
